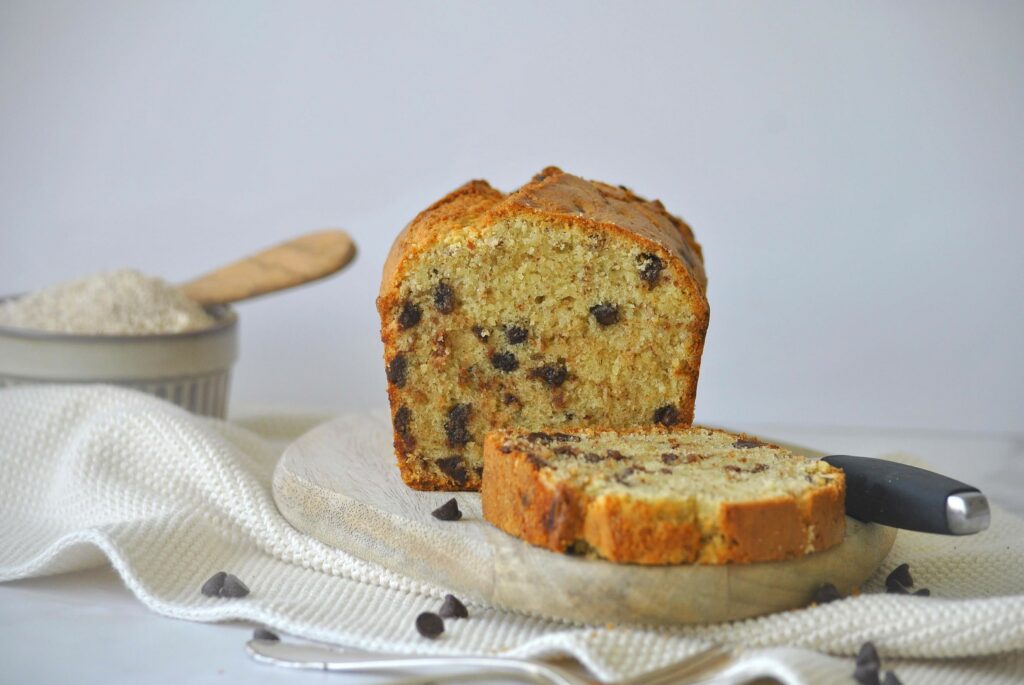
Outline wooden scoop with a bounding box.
[180,229,356,306]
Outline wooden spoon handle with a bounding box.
[180,229,357,306]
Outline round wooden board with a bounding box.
[272,413,896,626]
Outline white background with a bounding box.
[1,1,1022,432]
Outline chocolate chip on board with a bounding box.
[415,612,445,638]
[252,628,280,641]
[432,498,462,521]
[811,582,842,605]
[438,594,469,619]
[200,571,227,597]
[881,671,903,685]
[885,576,909,594]
[913,588,931,597]
[856,642,880,670]
[221,573,250,598]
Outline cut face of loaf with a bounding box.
[378,167,709,491]
[481,427,846,565]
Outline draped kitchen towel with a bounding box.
[1,385,1022,684]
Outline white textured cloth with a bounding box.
[1,385,1022,684]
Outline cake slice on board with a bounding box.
[481,426,846,565]
[377,167,709,491]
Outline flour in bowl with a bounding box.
[0,269,216,335]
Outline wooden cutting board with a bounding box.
[272,413,896,626]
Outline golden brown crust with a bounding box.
[481,428,847,566]
[380,168,710,492]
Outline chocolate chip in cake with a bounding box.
[434,281,455,314]
[607,449,627,461]
[583,452,603,463]
[386,355,407,388]
[504,325,528,344]
[530,360,568,387]
[589,303,620,326]
[615,467,637,484]
[653,404,680,427]
[502,393,520,406]
[886,563,913,589]
[471,325,490,342]
[551,433,581,442]
[432,497,462,521]
[394,406,414,448]
[253,628,279,641]
[526,432,552,443]
[660,467,673,474]
[491,351,519,372]
[733,438,763,449]
[438,594,468,619]
[221,574,250,598]
[436,455,468,486]
[201,571,226,597]
[526,454,552,470]
[443,404,472,448]
[398,301,422,329]
[811,582,842,604]
[415,612,445,638]
[661,452,680,465]
[553,445,578,456]
[637,253,665,286]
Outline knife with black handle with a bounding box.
[822,455,990,535]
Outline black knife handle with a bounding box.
[822,455,988,535]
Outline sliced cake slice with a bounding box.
[377,167,709,491]
[481,427,846,565]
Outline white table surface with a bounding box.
[1,422,1021,684]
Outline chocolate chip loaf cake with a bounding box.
[377,167,709,490]
[481,427,846,565]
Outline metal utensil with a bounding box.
[246,638,733,685]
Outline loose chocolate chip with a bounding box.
[886,578,909,594]
[436,455,468,487]
[584,452,603,463]
[607,449,627,461]
[589,303,620,326]
[881,671,902,685]
[732,438,763,449]
[504,325,528,344]
[444,404,472,448]
[530,360,568,387]
[201,571,226,597]
[434,281,455,314]
[398,301,422,329]
[661,452,680,465]
[886,563,913,589]
[394,406,414,447]
[526,432,552,443]
[221,574,250,598]
[913,588,931,597]
[253,628,279,641]
[854,662,881,685]
[637,253,665,286]
[438,594,469,619]
[503,393,520,405]
[811,582,842,604]
[491,351,519,372]
[471,325,490,342]
[653,404,680,427]
[856,642,881,671]
[415,612,445,638]
[386,355,407,388]
[432,497,462,521]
